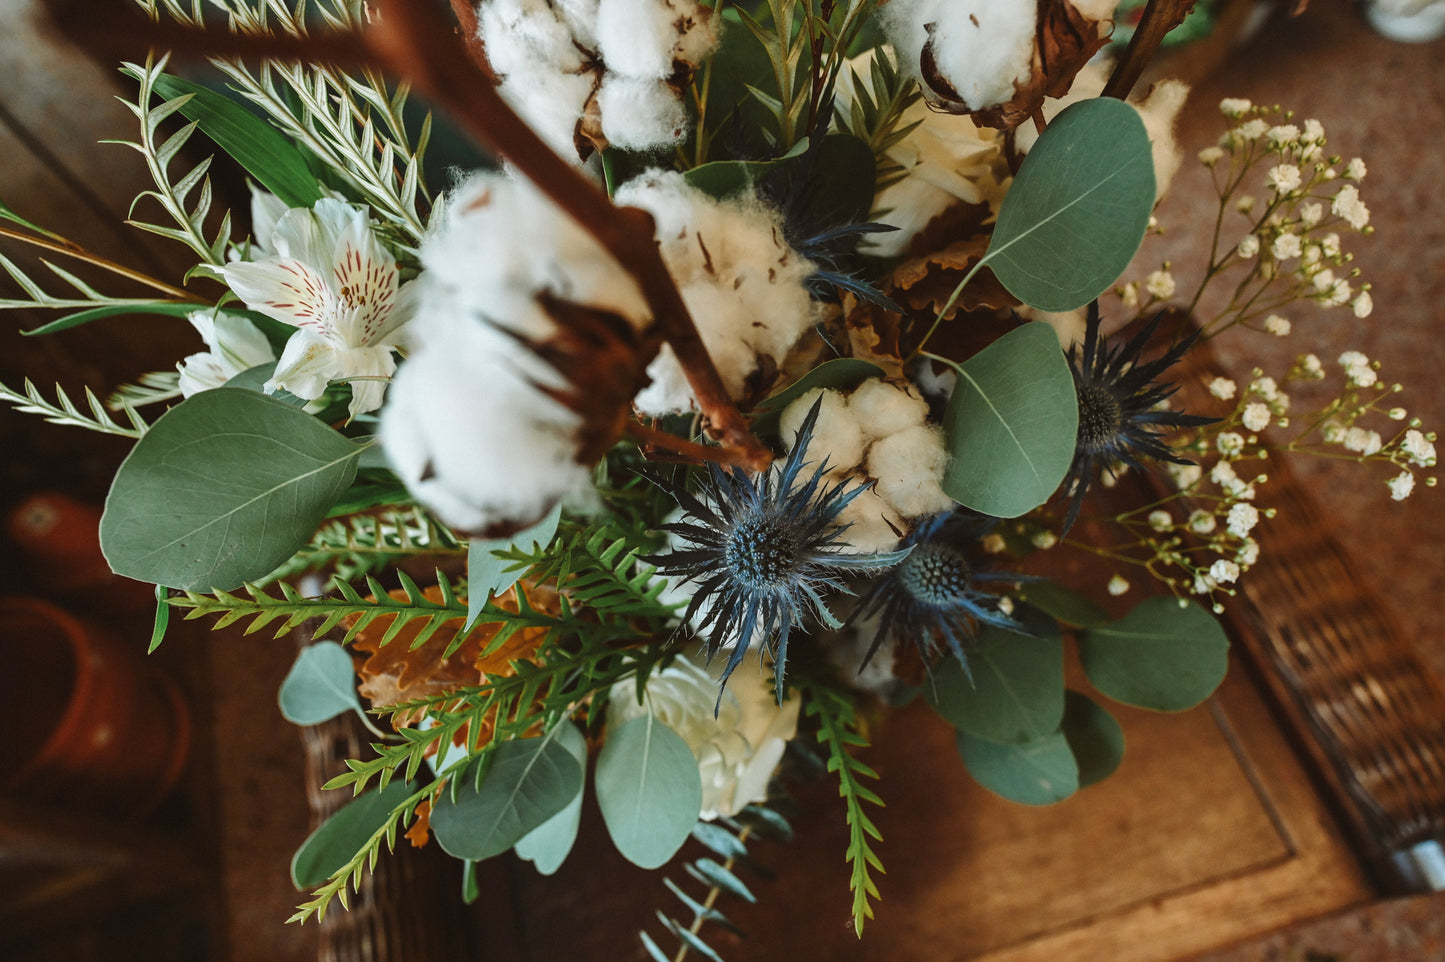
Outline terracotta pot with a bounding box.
[3,597,191,815]
[7,492,153,614]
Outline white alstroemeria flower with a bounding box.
[223,198,416,418]
[176,310,277,397]
[606,649,801,821]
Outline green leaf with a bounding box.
[940,322,1078,518]
[925,611,1065,745]
[684,157,784,200]
[983,97,1155,312]
[1078,596,1230,711]
[22,301,202,337]
[512,722,588,875]
[0,195,63,240]
[595,713,702,869]
[223,363,307,406]
[278,641,363,726]
[1061,690,1124,787]
[149,583,171,654]
[466,502,562,631]
[290,779,413,888]
[749,357,884,438]
[149,74,323,210]
[956,727,1078,806]
[430,735,583,862]
[100,388,363,591]
[1020,580,1111,628]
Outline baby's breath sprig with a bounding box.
[1173,101,1376,337]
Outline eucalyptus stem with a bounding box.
[672,823,756,962]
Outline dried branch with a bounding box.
[1102,0,1197,101]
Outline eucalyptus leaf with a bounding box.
[595,713,703,869]
[100,388,363,591]
[940,322,1078,518]
[1078,596,1230,711]
[149,73,323,210]
[290,780,413,888]
[23,301,203,337]
[749,357,883,437]
[224,363,307,407]
[925,611,1064,745]
[278,641,363,726]
[429,736,582,862]
[466,502,562,631]
[984,97,1155,312]
[956,727,1078,806]
[1061,690,1124,787]
[684,157,783,200]
[512,722,588,875]
[1020,579,1111,628]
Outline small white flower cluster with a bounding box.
[777,379,955,552]
[619,171,823,416]
[477,0,717,159]
[607,647,801,821]
[1199,100,1376,331]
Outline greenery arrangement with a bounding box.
[3,0,1437,955]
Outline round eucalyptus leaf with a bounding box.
[1061,690,1125,788]
[1079,596,1230,711]
[278,641,362,725]
[925,613,1065,745]
[984,97,1156,312]
[956,727,1079,806]
[100,388,363,591]
[512,722,588,875]
[290,779,413,889]
[430,736,583,863]
[595,713,703,869]
[940,322,1078,518]
[1020,579,1111,628]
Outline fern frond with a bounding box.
[261,508,466,585]
[801,682,884,937]
[107,370,183,409]
[118,55,234,271]
[0,377,150,437]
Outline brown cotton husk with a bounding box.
[922,0,1113,131]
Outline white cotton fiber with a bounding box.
[883,0,1037,110]
[596,0,715,79]
[779,388,866,473]
[598,74,689,150]
[847,378,931,441]
[479,0,587,75]
[834,486,905,553]
[617,171,821,416]
[866,425,954,518]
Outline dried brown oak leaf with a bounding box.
[922,0,1112,131]
[350,583,554,731]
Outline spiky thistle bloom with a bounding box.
[654,398,911,701]
[851,510,1026,678]
[1060,303,1217,532]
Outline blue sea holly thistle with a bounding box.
[654,398,912,701]
[851,510,1027,678]
[1060,303,1217,532]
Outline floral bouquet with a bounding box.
[3,0,1437,954]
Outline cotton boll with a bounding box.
[834,485,905,554]
[892,0,1037,110]
[847,378,930,441]
[380,317,592,537]
[1070,0,1118,20]
[495,71,597,161]
[596,0,715,78]
[597,74,689,150]
[479,0,589,76]
[618,171,821,415]
[866,425,954,518]
[779,389,866,472]
[422,173,649,339]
